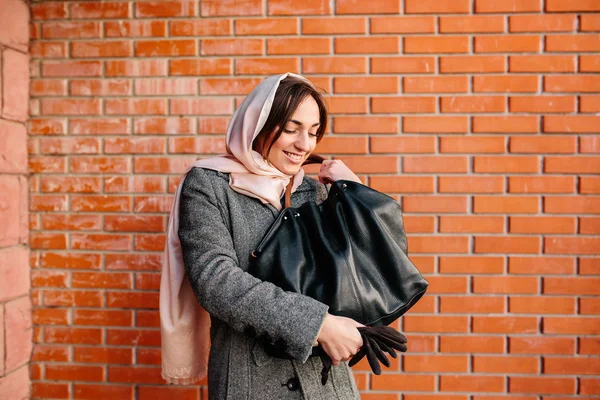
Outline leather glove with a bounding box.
[348,326,408,375]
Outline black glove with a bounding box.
[348,326,408,375]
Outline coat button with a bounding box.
[285,377,300,391]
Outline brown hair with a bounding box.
[252,76,328,159]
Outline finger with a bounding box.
[368,337,390,368]
[363,339,381,375]
[348,347,366,367]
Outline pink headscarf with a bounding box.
[160,73,312,385]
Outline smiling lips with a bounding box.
[283,151,304,163]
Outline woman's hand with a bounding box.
[318,159,361,185]
[317,313,364,366]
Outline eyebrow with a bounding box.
[290,119,320,128]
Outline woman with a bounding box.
[160,73,365,399]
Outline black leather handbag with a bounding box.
[249,165,428,327]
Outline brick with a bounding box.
[423,276,468,294]
[70,2,130,18]
[200,78,262,96]
[474,316,538,334]
[29,156,66,173]
[404,116,468,134]
[41,21,100,38]
[169,59,231,76]
[3,50,29,121]
[135,1,196,17]
[303,17,366,34]
[105,254,161,271]
[138,386,202,399]
[371,136,436,154]
[134,78,196,96]
[404,156,468,173]
[201,0,261,16]
[71,41,132,58]
[510,336,575,355]
[134,157,195,174]
[136,40,196,57]
[511,296,575,314]
[41,252,101,270]
[267,38,329,55]
[440,215,504,234]
[544,317,600,335]
[440,136,505,153]
[404,355,468,373]
[545,76,600,92]
[474,356,539,374]
[327,156,399,174]
[440,16,505,33]
[372,374,435,391]
[234,57,298,75]
[475,35,540,53]
[372,96,435,113]
[107,291,159,309]
[545,196,600,214]
[439,256,504,274]
[510,377,575,395]
[42,60,103,77]
[269,0,331,15]
[39,137,100,155]
[233,18,295,36]
[314,136,367,154]
[405,36,469,54]
[303,57,366,74]
[0,247,31,302]
[31,41,68,58]
[544,277,600,295]
[172,19,231,36]
[581,216,600,234]
[510,14,576,32]
[70,118,129,135]
[440,56,505,73]
[581,298,600,314]
[545,357,600,375]
[105,137,166,154]
[29,118,67,135]
[439,177,504,193]
[168,137,226,154]
[581,177,600,194]
[405,316,469,333]
[31,382,68,399]
[475,0,542,13]
[31,80,68,97]
[441,96,505,113]
[475,236,540,254]
[72,272,132,289]
[440,296,504,313]
[104,176,166,194]
[402,196,467,213]
[106,59,168,77]
[334,76,398,94]
[404,76,469,93]
[47,365,104,382]
[336,0,399,14]
[579,55,600,72]
[581,15,600,31]
[31,232,67,250]
[581,135,600,154]
[441,375,505,393]
[406,236,469,253]
[74,384,134,399]
[369,176,434,193]
[510,95,575,113]
[509,256,575,275]
[333,116,398,133]
[105,99,166,115]
[474,156,539,174]
[73,309,132,326]
[0,120,27,174]
[546,34,600,52]
[581,378,600,395]
[41,98,101,116]
[31,271,69,289]
[440,336,505,354]
[74,347,132,364]
[108,366,164,384]
[546,0,600,12]
[545,237,600,255]
[71,234,131,251]
[508,176,575,194]
[32,3,67,20]
[404,216,436,233]
[371,57,435,74]
[370,16,435,33]
[474,76,539,93]
[42,215,102,231]
[135,234,165,251]
[335,37,399,54]
[544,115,600,133]
[105,20,166,37]
[474,276,538,294]
[545,156,600,174]
[509,55,575,72]
[325,97,368,114]
[30,194,68,212]
[406,0,470,13]
[580,338,600,355]
[510,136,576,154]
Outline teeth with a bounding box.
[284,151,302,161]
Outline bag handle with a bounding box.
[284,154,325,208]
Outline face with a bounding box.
[267,96,320,175]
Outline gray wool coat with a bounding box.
[178,167,361,400]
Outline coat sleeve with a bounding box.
[178,168,328,362]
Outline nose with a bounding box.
[294,130,311,152]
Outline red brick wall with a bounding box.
[28,1,599,399]
[0,0,32,399]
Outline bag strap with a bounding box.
[284,154,325,208]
